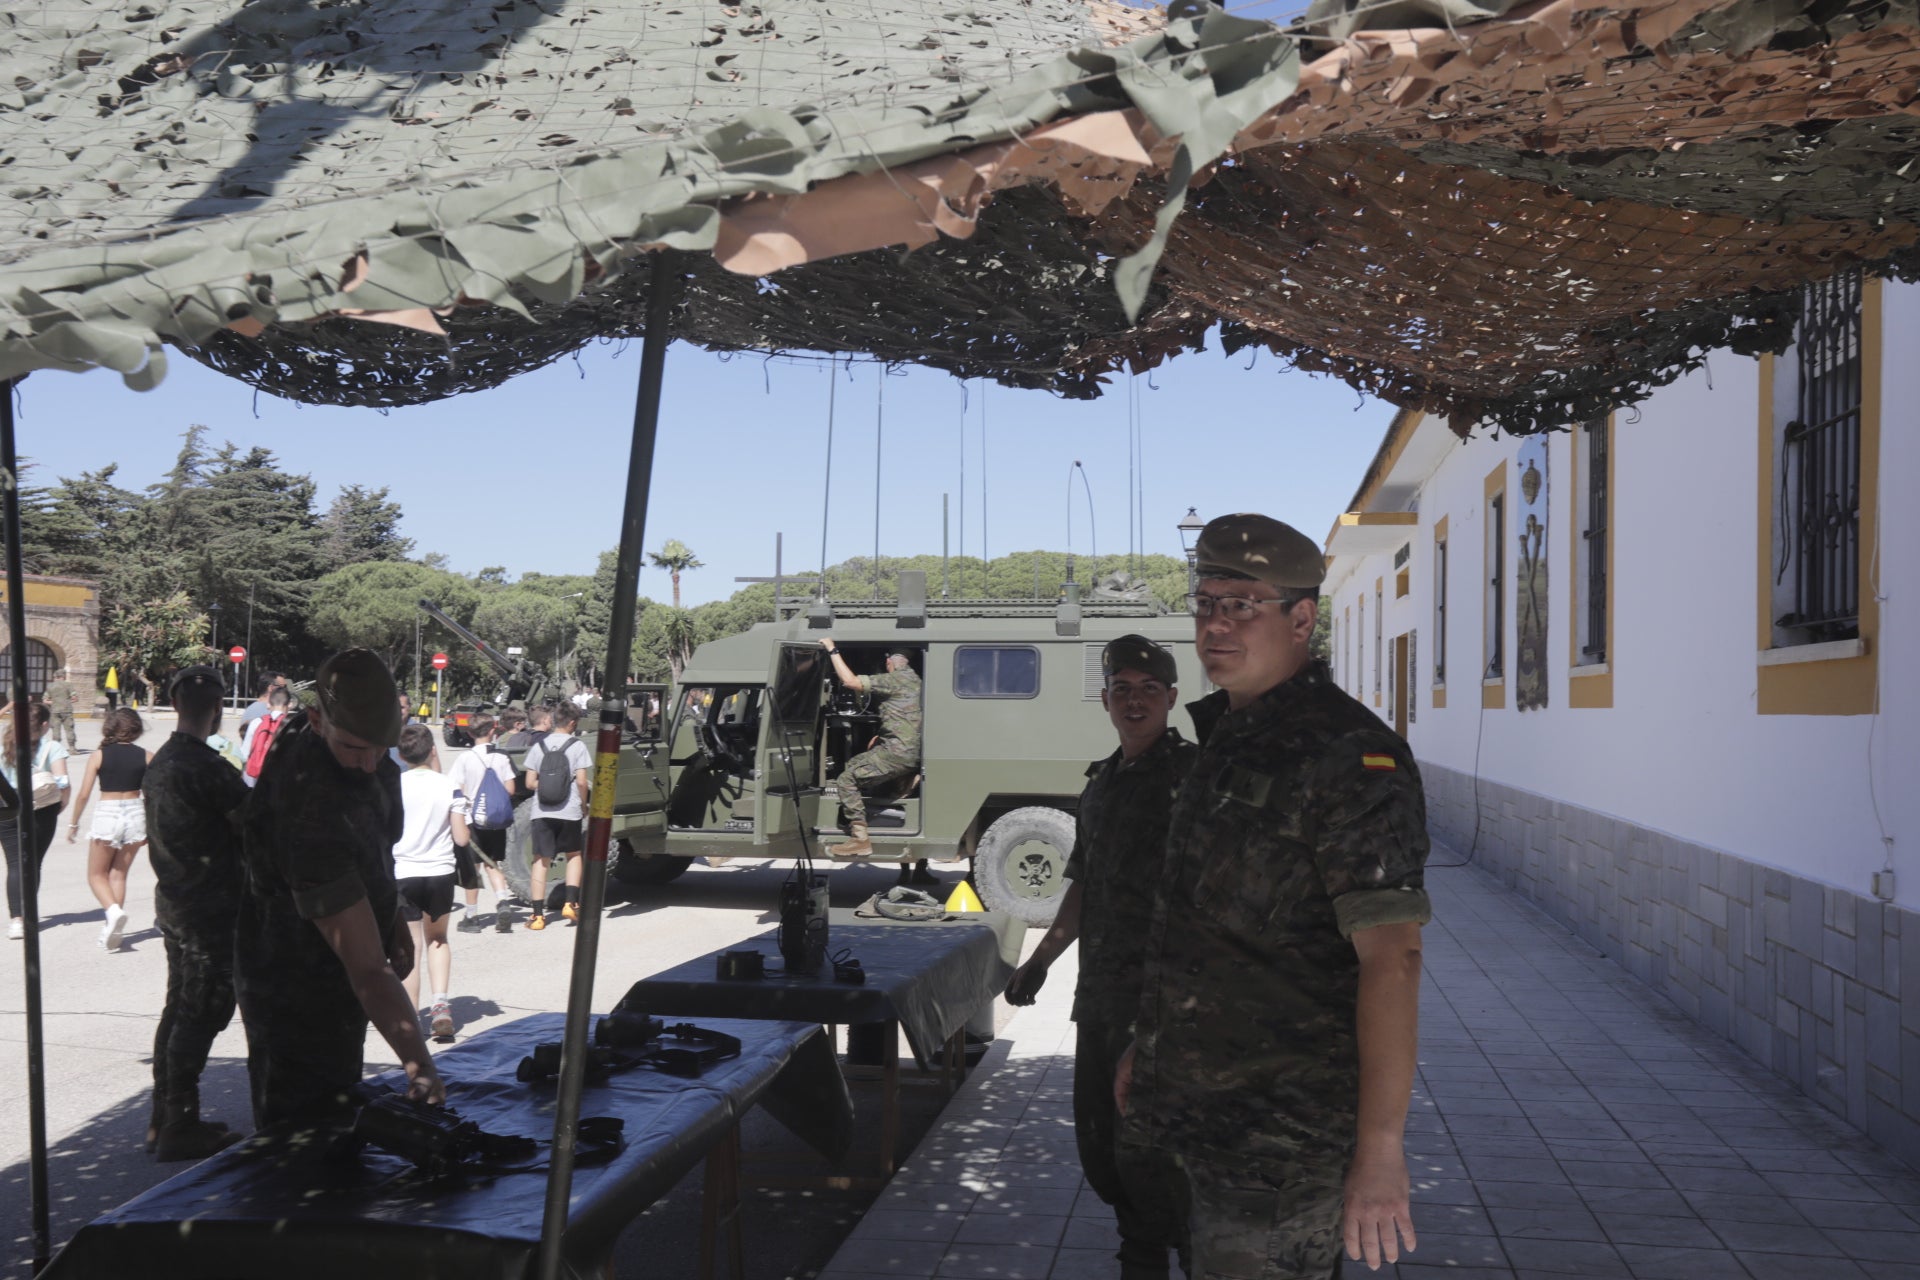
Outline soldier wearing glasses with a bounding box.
[1118,513,1431,1279]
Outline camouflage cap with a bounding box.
[1193,513,1325,591]
[1102,634,1178,686]
[313,648,403,747]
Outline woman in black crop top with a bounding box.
[68,708,152,951]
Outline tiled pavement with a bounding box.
[819,859,1920,1280]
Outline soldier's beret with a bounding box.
[314,648,404,748]
[1193,513,1325,592]
[1102,634,1178,687]
[168,665,224,696]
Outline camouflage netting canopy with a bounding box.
[3,0,1919,430]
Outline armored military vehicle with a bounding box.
[630,570,1203,925]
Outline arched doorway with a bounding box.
[0,639,60,698]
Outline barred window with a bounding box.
[1777,270,1862,641]
[1576,418,1610,664]
[1373,580,1383,697]
[1433,534,1448,685]
[1485,490,1505,680]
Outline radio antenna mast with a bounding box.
[873,364,884,599]
[817,358,837,601]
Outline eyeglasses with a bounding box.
[1185,593,1304,620]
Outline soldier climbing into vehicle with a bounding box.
[819,639,935,884]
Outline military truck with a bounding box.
[630,571,1203,925]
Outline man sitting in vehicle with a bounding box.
[818,641,927,880]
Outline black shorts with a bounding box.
[531,817,584,861]
[468,826,507,868]
[397,874,456,922]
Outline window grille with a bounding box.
[1486,492,1505,680]
[1778,270,1862,640]
[1433,538,1447,684]
[1373,581,1383,695]
[1582,419,1609,662]
[0,640,57,698]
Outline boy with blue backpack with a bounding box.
[447,713,517,933]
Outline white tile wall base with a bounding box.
[1420,760,1920,1172]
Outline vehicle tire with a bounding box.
[442,725,473,748]
[609,840,696,886]
[972,806,1076,928]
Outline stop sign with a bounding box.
[431,652,449,670]
[227,645,246,664]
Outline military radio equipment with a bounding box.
[779,873,830,974]
[517,1019,741,1083]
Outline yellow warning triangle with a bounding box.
[945,880,985,913]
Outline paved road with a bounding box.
[1,708,984,1279]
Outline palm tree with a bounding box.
[647,539,704,608]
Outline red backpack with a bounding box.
[245,712,286,780]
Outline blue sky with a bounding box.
[15,333,1392,607]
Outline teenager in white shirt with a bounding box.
[446,713,517,933]
[393,724,468,1040]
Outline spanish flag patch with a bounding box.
[1360,753,1397,772]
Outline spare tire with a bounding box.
[972,806,1076,928]
[610,840,695,886]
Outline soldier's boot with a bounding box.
[835,822,873,858]
[1117,1240,1172,1280]
[153,1091,240,1163]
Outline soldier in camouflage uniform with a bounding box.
[1008,634,1196,1279]
[44,668,77,752]
[819,640,922,868]
[142,666,248,1161]
[235,648,443,1129]
[1120,514,1431,1279]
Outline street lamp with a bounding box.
[1177,507,1205,596]
[558,592,586,686]
[207,602,225,706]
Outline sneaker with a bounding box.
[528,914,547,932]
[456,915,485,934]
[154,1119,240,1163]
[561,901,579,924]
[494,911,513,934]
[7,918,21,941]
[103,904,128,951]
[429,1001,455,1041]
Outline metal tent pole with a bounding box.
[2,377,51,1275]
[534,256,682,1280]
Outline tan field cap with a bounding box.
[315,648,404,748]
[1194,513,1326,591]
[1102,634,1179,687]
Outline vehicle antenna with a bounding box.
[873,364,884,599]
[958,381,966,579]
[1127,379,1136,576]
[942,493,951,599]
[1065,460,1076,587]
[818,357,836,603]
[980,381,988,563]
[1078,459,1097,575]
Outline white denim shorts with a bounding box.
[89,797,146,847]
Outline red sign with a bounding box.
[227,646,246,664]
[431,652,449,670]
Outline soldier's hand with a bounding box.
[1005,961,1047,1006]
[818,638,836,652]
[407,1062,446,1107]
[388,915,416,982]
[1113,1040,1137,1116]
[1342,1144,1415,1270]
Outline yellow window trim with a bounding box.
[1754,277,1880,716]
[1432,686,1448,709]
[1569,415,1615,709]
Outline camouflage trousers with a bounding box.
[1076,1018,1189,1273]
[49,711,76,752]
[152,924,236,1118]
[834,743,917,826]
[1185,1159,1344,1280]
[237,972,369,1130]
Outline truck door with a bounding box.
[761,643,828,854]
[611,684,671,833]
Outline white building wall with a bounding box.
[1329,286,1917,910]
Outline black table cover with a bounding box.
[617,910,1022,1069]
[43,1014,849,1280]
